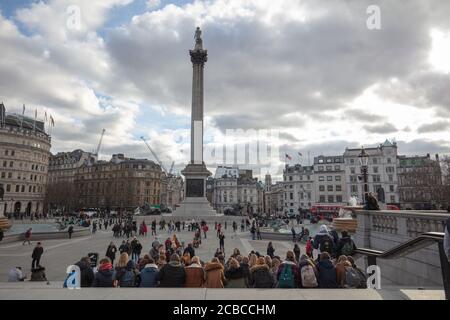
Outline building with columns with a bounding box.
[0,103,51,218]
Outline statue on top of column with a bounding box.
[194,27,203,50]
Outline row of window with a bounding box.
[1,160,46,171]
[350,184,395,193]
[318,195,344,203]
[0,172,43,182]
[2,184,43,193]
[317,165,341,171]
[318,185,343,192]
[318,175,342,182]
[349,174,394,182]
[347,157,394,165]
[286,175,312,181]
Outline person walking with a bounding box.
[31,242,44,269]
[291,226,296,242]
[219,232,225,253]
[256,225,262,240]
[132,239,142,263]
[202,224,208,239]
[312,225,335,259]
[106,242,118,266]
[23,228,32,245]
[68,225,74,239]
[336,230,357,257]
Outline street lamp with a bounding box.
[358,146,369,204]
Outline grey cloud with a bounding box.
[363,123,398,134]
[417,121,450,133]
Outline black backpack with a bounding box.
[320,237,333,254]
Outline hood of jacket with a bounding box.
[224,266,244,279]
[205,262,223,272]
[142,264,158,271]
[317,225,330,235]
[75,260,90,271]
[186,263,202,268]
[250,264,270,272]
[318,259,334,270]
[126,260,135,271]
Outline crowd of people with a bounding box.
[57,223,367,289]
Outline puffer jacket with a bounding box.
[157,261,186,287]
[224,266,246,288]
[139,263,159,287]
[249,264,274,288]
[75,260,94,287]
[204,262,226,288]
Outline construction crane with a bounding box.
[140,136,168,174]
[95,128,106,156]
[168,161,175,177]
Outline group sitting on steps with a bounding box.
[58,225,367,289]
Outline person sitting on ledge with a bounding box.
[8,267,26,282]
[364,192,380,210]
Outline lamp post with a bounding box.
[358,146,369,205]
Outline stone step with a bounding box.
[0,283,444,300]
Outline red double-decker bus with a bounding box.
[310,204,343,219]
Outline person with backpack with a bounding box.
[276,251,299,288]
[298,255,318,288]
[249,257,274,288]
[313,225,335,259]
[114,253,137,287]
[336,230,357,257]
[316,252,338,288]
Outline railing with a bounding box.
[354,232,449,300]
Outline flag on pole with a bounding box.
[285,153,292,160]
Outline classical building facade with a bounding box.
[0,103,51,217]
[397,154,443,209]
[74,154,163,210]
[212,166,263,215]
[343,140,399,205]
[313,155,347,205]
[48,149,96,184]
[282,164,315,214]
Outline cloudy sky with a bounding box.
[1,0,449,180]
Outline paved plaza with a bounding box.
[0,218,305,282]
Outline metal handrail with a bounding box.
[354,232,449,300]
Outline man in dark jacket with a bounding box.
[68,225,74,239]
[140,258,159,287]
[317,252,337,288]
[92,258,114,287]
[312,225,335,259]
[336,230,357,257]
[31,242,44,269]
[157,253,185,287]
[75,257,94,287]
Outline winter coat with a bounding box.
[184,246,195,259]
[114,260,136,287]
[32,247,44,259]
[204,262,226,288]
[133,243,142,255]
[336,236,357,257]
[267,246,275,258]
[249,264,274,288]
[92,267,114,287]
[313,233,335,255]
[75,260,94,287]
[224,266,246,288]
[317,259,338,288]
[106,246,117,261]
[139,264,159,287]
[30,268,47,281]
[150,247,159,261]
[184,263,205,288]
[336,261,352,287]
[157,261,186,287]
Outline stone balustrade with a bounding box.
[354,209,448,287]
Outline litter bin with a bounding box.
[88,252,99,268]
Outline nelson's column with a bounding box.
[173,27,219,217]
